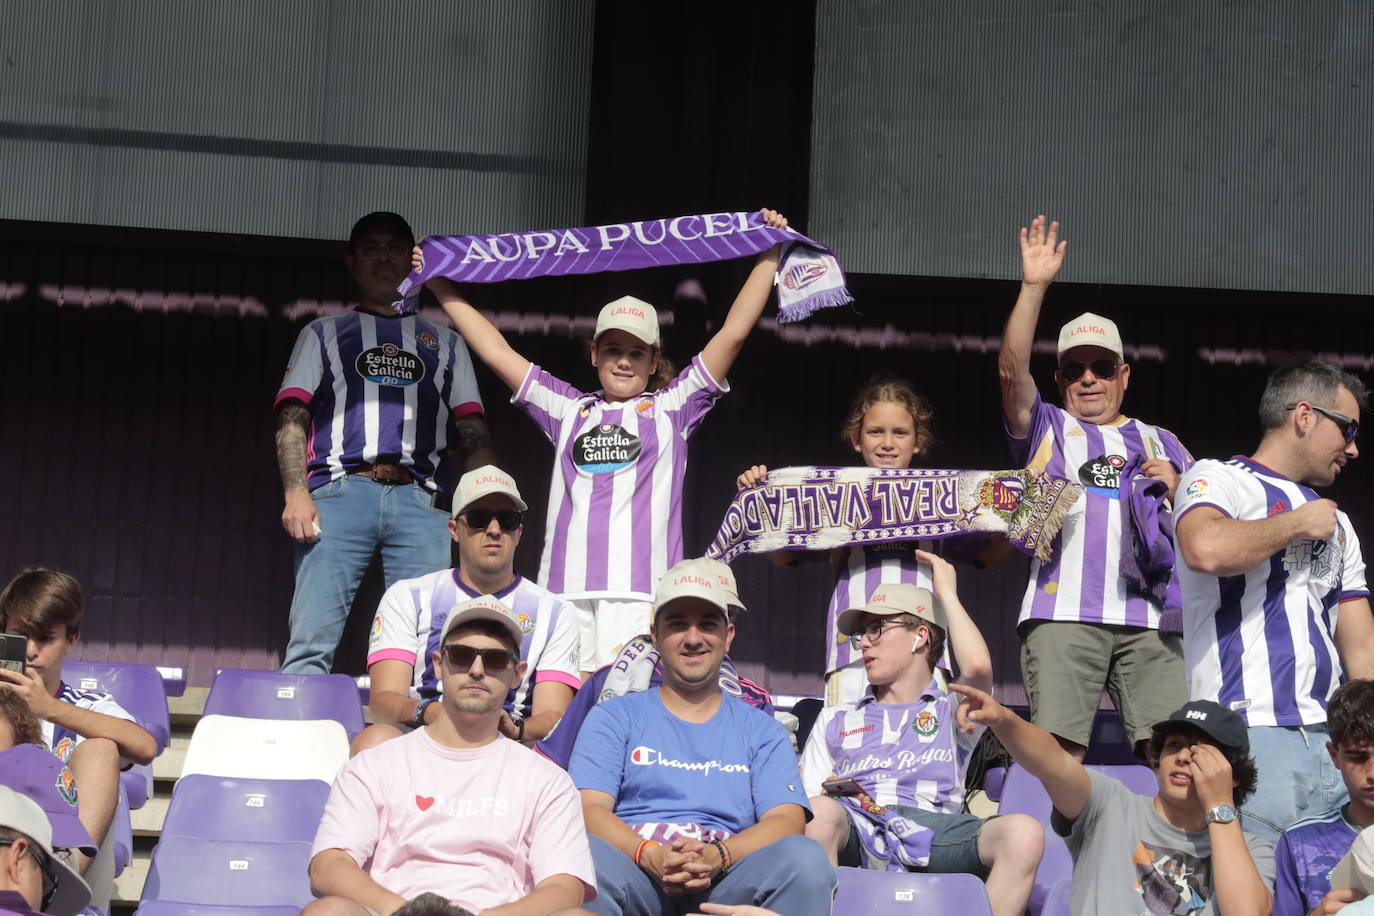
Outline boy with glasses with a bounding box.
[275,211,495,676]
[799,555,1043,916]
[999,215,1193,762]
[307,595,596,916]
[356,466,580,753]
[1174,359,1373,844]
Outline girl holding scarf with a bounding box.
[416,208,789,676]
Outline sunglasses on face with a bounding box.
[442,643,517,673]
[460,509,523,532]
[1058,359,1120,382]
[1288,403,1360,444]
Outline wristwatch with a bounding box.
[412,697,436,728]
[1205,804,1238,825]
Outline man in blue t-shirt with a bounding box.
[1275,678,1374,914]
[568,557,835,916]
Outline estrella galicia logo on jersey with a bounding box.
[416,331,439,351]
[1079,454,1125,495]
[574,424,641,474]
[912,710,939,737]
[355,344,426,387]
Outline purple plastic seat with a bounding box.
[1041,878,1072,916]
[204,669,364,738]
[136,905,300,916]
[141,837,314,907]
[999,763,1157,914]
[833,866,993,914]
[113,780,133,875]
[62,661,172,751]
[161,775,330,844]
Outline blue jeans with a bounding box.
[587,834,836,916]
[1240,724,1345,845]
[281,475,452,674]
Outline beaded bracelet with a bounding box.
[709,839,733,875]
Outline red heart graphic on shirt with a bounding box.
[415,796,434,811]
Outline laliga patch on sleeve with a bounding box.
[1185,477,1210,498]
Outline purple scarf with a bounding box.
[1118,455,1184,632]
[398,210,852,323]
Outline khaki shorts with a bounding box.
[1020,620,1186,748]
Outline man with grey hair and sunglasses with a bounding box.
[1174,358,1374,845]
[999,215,1193,762]
[307,594,596,916]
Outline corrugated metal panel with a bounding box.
[809,0,1374,294]
[0,0,593,238]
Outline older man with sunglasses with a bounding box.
[1173,359,1374,845]
[998,215,1194,762]
[307,595,596,916]
[354,466,581,755]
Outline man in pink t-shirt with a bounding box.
[305,596,597,916]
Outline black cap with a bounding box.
[1152,699,1249,754]
[348,211,414,248]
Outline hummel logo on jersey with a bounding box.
[1185,709,1207,721]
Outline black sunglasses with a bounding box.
[1058,359,1119,382]
[1287,403,1360,445]
[442,643,517,673]
[0,839,56,908]
[460,509,523,532]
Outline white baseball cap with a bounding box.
[1057,312,1124,360]
[0,786,91,916]
[440,595,525,651]
[695,557,747,614]
[835,583,946,637]
[453,465,528,517]
[654,557,733,620]
[595,295,660,347]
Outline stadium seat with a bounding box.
[63,661,172,751]
[983,765,1008,802]
[832,866,993,914]
[1041,878,1072,916]
[999,763,1156,914]
[1082,708,1139,765]
[141,838,314,907]
[180,715,349,783]
[204,669,365,738]
[136,904,300,916]
[161,775,331,843]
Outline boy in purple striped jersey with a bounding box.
[999,215,1192,762]
[354,466,581,754]
[1274,679,1374,914]
[1175,360,1374,845]
[275,212,495,676]
[799,560,1043,916]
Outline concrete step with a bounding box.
[169,687,209,728]
[113,840,154,905]
[131,794,170,837]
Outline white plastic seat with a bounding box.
[180,715,347,783]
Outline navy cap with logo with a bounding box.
[1152,699,1249,754]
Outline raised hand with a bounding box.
[1186,742,1236,811]
[736,465,769,490]
[913,549,957,602]
[1020,214,1066,287]
[948,683,1012,733]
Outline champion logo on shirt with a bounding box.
[355,344,425,387]
[629,745,749,775]
[573,424,642,473]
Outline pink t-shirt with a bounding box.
[310,728,595,909]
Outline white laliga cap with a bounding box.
[453,465,528,517]
[440,595,525,651]
[654,557,733,620]
[595,295,660,347]
[835,583,946,637]
[1057,312,1124,361]
[0,786,91,916]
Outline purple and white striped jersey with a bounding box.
[824,543,938,676]
[511,356,727,601]
[1009,394,1193,628]
[275,309,484,492]
[799,683,983,814]
[367,570,581,718]
[1175,457,1368,727]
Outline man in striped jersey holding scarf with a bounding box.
[999,215,1193,762]
[1175,359,1374,845]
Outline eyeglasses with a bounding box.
[1287,403,1359,445]
[460,509,524,532]
[442,643,517,673]
[353,240,410,259]
[0,839,56,909]
[1059,359,1119,382]
[848,619,910,650]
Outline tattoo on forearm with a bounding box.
[455,416,493,455]
[275,404,312,493]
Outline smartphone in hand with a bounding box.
[0,633,26,673]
